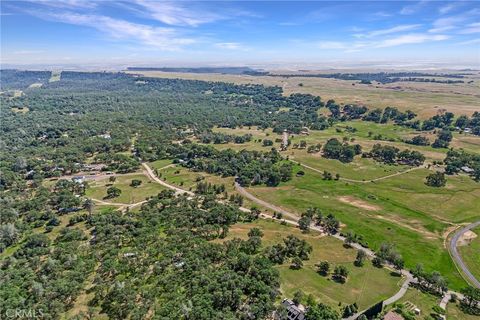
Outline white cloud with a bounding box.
[133,0,223,27]
[400,1,428,15]
[32,0,97,9]
[429,9,480,33]
[215,42,244,50]
[376,34,449,48]
[354,24,422,38]
[457,38,480,45]
[460,22,480,34]
[439,3,457,15]
[38,11,195,50]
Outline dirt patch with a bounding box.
[457,230,478,246]
[337,196,380,211]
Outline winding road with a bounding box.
[449,220,480,289]
[89,162,469,316]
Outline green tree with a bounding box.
[315,261,330,276]
[426,171,446,187]
[106,186,121,199]
[130,179,142,187]
[354,249,367,267]
[333,265,349,283]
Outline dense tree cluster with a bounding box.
[265,235,312,265]
[363,144,425,166]
[411,264,448,296]
[198,132,253,144]
[373,242,404,271]
[425,171,447,187]
[81,191,280,319]
[455,112,480,135]
[170,144,292,187]
[444,149,480,180]
[266,72,464,84]
[322,138,362,163]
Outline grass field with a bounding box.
[246,164,480,290]
[223,219,401,311]
[85,173,165,204]
[458,226,480,282]
[127,71,480,119]
[149,159,173,170]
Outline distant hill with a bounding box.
[126,66,268,75]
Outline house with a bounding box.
[98,133,111,139]
[123,252,137,258]
[83,163,106,172]
[72,176,85,184]
[279,299,306,320]
[383,310,404,320]
[300,127,310,135]
[461,166,475,173]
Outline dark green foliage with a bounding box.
[411,264,448,295]
[332,265,349,283]
[322,138,361,163]
[305,302,340,320]
[425,172,447,187]
[315,261,330,276]
[405,135,430,146]
[106,186,121,198]
[130,179,142,187]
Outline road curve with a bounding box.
[142,163,195,196]
[449,220,480,289]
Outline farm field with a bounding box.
[222,219,402,311]
[126,70,480,119]
[458,226,480,282]
[85,173,165,204]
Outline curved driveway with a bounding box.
[449,220,480,289]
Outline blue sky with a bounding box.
[1,1,479,68]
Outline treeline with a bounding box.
[0,69,51,89]
[363,144,425,166]
[263,71,465,84]
[198,132,253,144]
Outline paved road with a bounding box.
[449,220,480,289]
